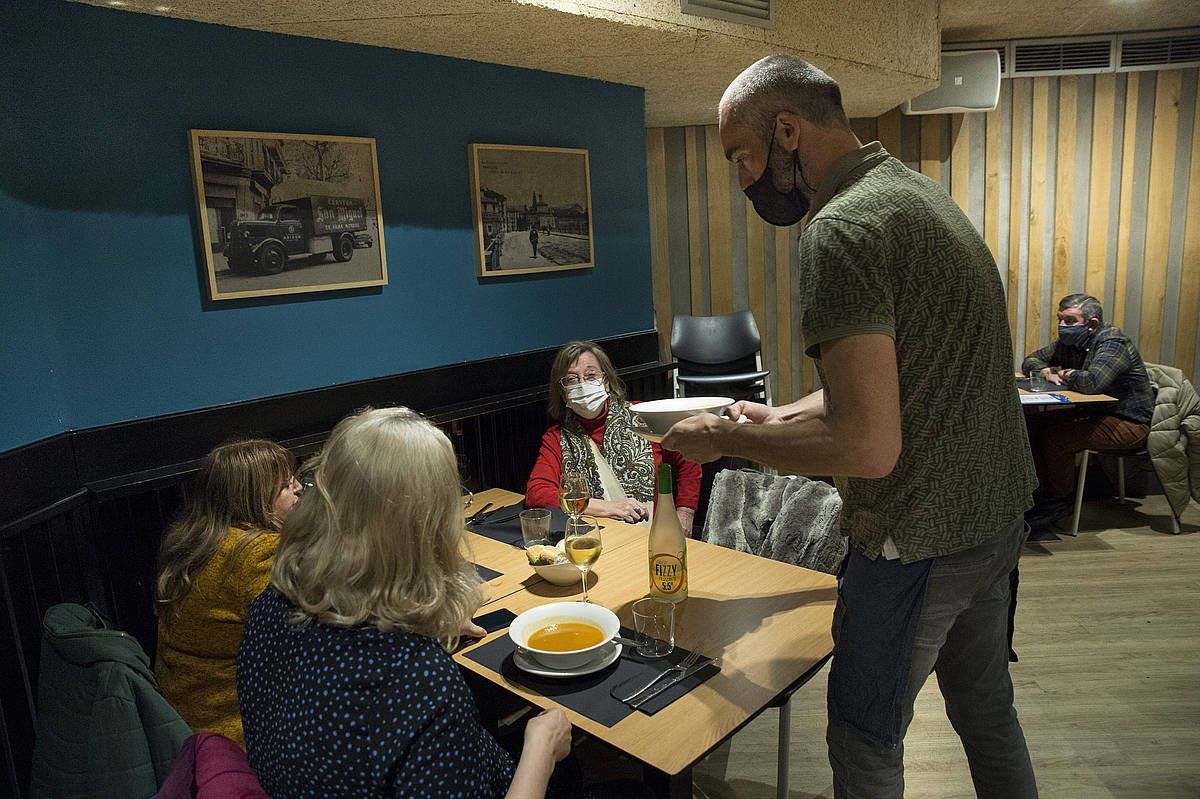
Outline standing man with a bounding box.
[529,226,540,259]
[663,55,1038,797]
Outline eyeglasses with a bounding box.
[560,372,604,388]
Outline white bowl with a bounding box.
[526,540,584,586]
[509,601,620,669]
[632,396,734,435]
[531,560,583,586]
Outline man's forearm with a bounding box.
[715,412,894,478]
[774,389,825,423]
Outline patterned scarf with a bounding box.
[560,400,654,503]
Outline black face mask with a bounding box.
[744,124,810,227]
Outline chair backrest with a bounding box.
[671,310,762,365]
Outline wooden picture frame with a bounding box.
[188,130,388,301]
[468,144,594,277]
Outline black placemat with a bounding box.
[463,627,719,726]
[466,503,568,547]
[473,562,502,582]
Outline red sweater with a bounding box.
[525,404,702,510]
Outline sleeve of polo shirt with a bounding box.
[797,217,895,358]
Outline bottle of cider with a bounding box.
[648,463,688,602]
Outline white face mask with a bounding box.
[565,382,608,418]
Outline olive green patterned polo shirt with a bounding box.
[799,142,1035,562]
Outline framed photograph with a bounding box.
[469,144,594,277]
[189,130,387,301]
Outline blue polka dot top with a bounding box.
[238,587,516,798]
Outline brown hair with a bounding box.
[156,439,295,618]
[546,340,627,422]
[271,407,482,647]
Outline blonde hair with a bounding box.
[546,340,627,422]
[156,439,295,619]
[271,407,481,648]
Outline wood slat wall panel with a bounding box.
[1114,72,1141,329]
[646,67,1199,394]
[705,126,735,316]
[1027,78,1051,353]
[985,101,1002,259]
[646,128,672,363]
[1140,70,1182,364]
[775,226,793,406]
[1086,73,1117,301]
[1177,75,1200,383]
[1052,77,1078,344]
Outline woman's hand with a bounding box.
[505,710,573,799]
[524,709,572,763]
[459,619,487,640]
[725,400,778,424]
[587,497,648,524]
[677,507,696,538]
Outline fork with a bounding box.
[617,650,702,703]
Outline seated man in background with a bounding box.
[1022,293,1154,525]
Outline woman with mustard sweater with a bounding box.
[154,439,300,748]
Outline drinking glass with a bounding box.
[558,473,590,527]
[564,515,602,602]
[520,508,552,548]
[1028,370,1049,392]
[632,598,675,658]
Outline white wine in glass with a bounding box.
[565,516,602,602]
[558,473,589,522]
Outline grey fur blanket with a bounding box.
[702,469,847,575]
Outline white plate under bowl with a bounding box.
[513,641,622,678]
[632,397,734,435]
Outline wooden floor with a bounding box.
[693,494,1200,798]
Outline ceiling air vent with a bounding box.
[1118,31,1200,71]
[680,0,772,29]
[1012,38,1113,76]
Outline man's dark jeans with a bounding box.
[827,517,1038,798]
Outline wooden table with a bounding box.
[464,488,654,604]
[1016,375,1117,411]
[457,510,837,798]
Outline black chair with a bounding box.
[670,311,771,403]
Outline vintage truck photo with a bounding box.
[224,195,374,275]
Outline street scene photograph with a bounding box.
[189,131,388,300]
[470,144,594,276]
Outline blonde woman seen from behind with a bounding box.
[237,407,572,799]
[155,439,300,748]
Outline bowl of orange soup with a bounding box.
[509,602,621,669]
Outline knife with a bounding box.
[628,657,720,710]
[466,502,494,524]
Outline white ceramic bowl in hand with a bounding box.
[509,601,621,669]
[632,396,734,435]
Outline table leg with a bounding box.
[646,765,692,799]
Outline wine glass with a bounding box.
[564,515,602,602]
[558,472,589,527]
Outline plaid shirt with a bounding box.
[1022,325,1153,424]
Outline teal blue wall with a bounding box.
[0,0,653,451]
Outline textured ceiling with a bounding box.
[942,0,1200,43]
[74,0,1196,126]
[73,0,940,127]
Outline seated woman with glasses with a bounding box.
[155,439,302,747]
[237,407,590,799]
[526,341,701,534]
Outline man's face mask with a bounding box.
[1058,323,1091,347]
[744,120,811,227]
